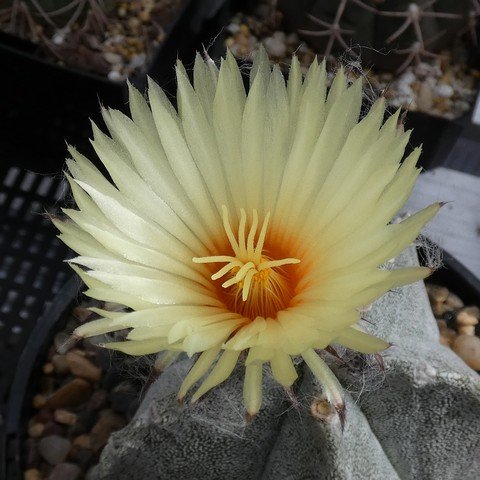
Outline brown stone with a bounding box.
[33,394,46,410]
[42,363,54,375]
[66,351,102,382]
[53,409,77,425]
[51,354,70,375]
[45,379,92,409]
[453,334,480,370]
[73,434,92,450]
[90,409,126,451]
[28,423,45,438]
[24,468,42,480]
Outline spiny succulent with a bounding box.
[279,0,478,72]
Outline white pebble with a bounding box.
[435,84,454,98]
[227,23,240,35]
[396,71,416,95]
[108,70,124,82]
[52,32,65,45]
[103,52,123,64]
[414,62,435,78]
[129,53,146,70]
[263,31,287,58]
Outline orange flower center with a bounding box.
[193,207,300,319]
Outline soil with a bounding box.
[21,301,158,480]
[0,0,183,80]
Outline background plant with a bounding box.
[278,0,480,72]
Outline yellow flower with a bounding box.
[54,49,439,418]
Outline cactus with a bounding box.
[278,0,479,72]
[0,0,115,42]
[89,247,480,480]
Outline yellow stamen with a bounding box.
[193,207,300,318]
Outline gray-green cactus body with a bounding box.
[91,247,480,480]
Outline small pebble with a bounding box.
[103,52,123,64]
[435,83,454,98]
[51,354,70,375]
[432,301,451,317]
[33,394,46,410]
[452,335,480,370]
[427,284,449,303]
[108,70,124,82]
[28,423,45,438]
[45,378,92,409]
[73,434,92,450]
[52,32,65,46]
[38,435,71,466]
[66,351,102,382]
[445,292,464,309]
[456,310,479,326]
[458,325,476,336]
[48,462,82,480]
[129,53,147,70]
[263,31,287,58]
[54,409,77,425]
[42,362,54,375]
[417,82,433,110]
[90,409,126,451]
[24,468,42,480]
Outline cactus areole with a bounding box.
[54,48,439,419]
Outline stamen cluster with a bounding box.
[193,206,300,319]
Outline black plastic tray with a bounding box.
[0,164,72,405]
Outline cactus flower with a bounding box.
[55,49,439,418]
